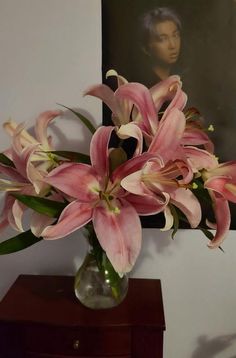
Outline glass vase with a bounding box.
[74,224,129,309]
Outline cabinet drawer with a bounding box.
[23,324,131,357]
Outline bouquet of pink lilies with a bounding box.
[0,70,235,276]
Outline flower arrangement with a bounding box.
[0,70,235,280]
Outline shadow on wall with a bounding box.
[191,334,236,358]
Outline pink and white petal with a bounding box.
[84,84,117,114]
[115,83,158,135]
[45,163,100,202]
[11,122,31,154]
[3,148,13,160]
[170,188,202,228]
[117,123,143,156]
[160,87,187,123]
[205,218,217,230]
[208,161,236,180]
[8,199,25,232]
[184,147,218,171]
[0,163,26,182]
[0,194,15,232]
[126,192,169,215]
[207,192,230,248]
[112,152,153,182]
[204,177,236,203]
[93,199,142,274]
[26,162,49,194]
[172,160,193,185]
[0,217,9,232]
[41,201,93,240]
[3,120,38,147]
[148,108,186,162]
[35,110,61,149]
[182,128,214,153]
[90,126,114,177]
[121,170,149,196]
[106,69,128,86]
[150,75,184,111]
[12,143,40,179]
[0,179,28,191]
[133,76,184,128]
[31,212,55,237]
[160,206,174,231]
[115,97,134,125]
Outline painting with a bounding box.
[102,0,236,228]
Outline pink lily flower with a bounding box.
[41,126,166,274]
[181,108,214,153]
[0,146,52,234]
[85,72,187,151]
[202,161,236,247]
[0,110,61,234]
[3,110,61,171]
[120,106,202,229]
[121,157,201,230]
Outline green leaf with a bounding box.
[199,227,214,241]
[109,147,127,172]
[57,103,96,134]
[0,230,42,255]
[169,204,180,239]
[192,178,212,204]
[0,153,15,168]
[47,150,91,164]
[12,194,66,218]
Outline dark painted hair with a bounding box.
[140,7,182,48]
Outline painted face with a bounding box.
[147,20,181,65]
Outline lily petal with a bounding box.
[9,199,25,232]
[126,192,169,215]
[150,75,186,113]
[115,82,158,135]
[184,146,218,172]
[117,123,143,156]
[205,176,236,203]
[207,192,230,248]
[182,128,214,153]
[31,212,55,237]
[207,161,236,180]
[84,84,117,114]
[148,108,186,162]
[93,199,142,274]
[0,194,15,232]
[170,188,202,228]
[113,153,153,182]
[45,163,100,202]
[0,163,26,183]
[160,206,174,231]
[42,201,93,240]
[106,69,128,86]
[90,126,114,178]
[3,120,38,147]
[12,143,40,180]
[35,110,61,149]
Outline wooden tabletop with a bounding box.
[0,275,165,330]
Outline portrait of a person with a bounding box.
[139,7,182,86]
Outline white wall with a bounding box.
[0,1,236,357]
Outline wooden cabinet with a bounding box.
[0,275,165,357]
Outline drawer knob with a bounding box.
[73,339,80,350]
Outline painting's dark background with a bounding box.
[102,0,236,229]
